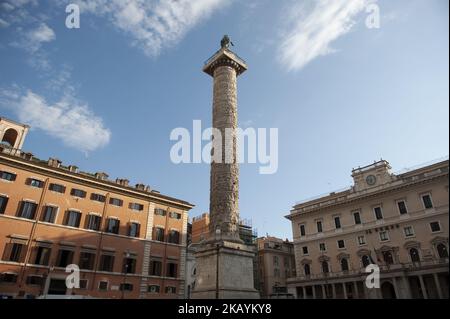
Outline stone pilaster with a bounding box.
[139,202,155,298]
[178,210,188,298]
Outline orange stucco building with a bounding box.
[0,117,194,299]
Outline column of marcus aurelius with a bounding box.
[192,36,259,299]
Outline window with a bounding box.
[319,243,326,252]
[34,246,51,265]
[299,224,306,237]
[0,273,18,283]
[79,279,88,289]
[105,218,120,234]
[436,243,448,259]
[70,188,86,198]
[382,251,394,265]
[302,246,308,255]
[49,183,65,193]
[404,226,415,237]
[150,260,162,276]
[274,268,280,277]
[397,201,408,215]
[99,254,115,272]
[357,235,366,246]
[119,283,133,291]
[165,286,176,294]
[273,256,279,266]
[341,258,349,271]
[374,206,383,220]
[337,240,345,249]
[304,264,311,276]
[64,210,81,228]
[409,248,420,262]
[79,251,96,270]
[41,206,57,223]
[379,231,389,242]
[167,262,178,278]
[3,243,25,262]
[27,178,44,188]
[109,198,123,207]
[0,171,16,181]
[86,214,102,231]
[362,255,371,268]
[321,261,329,273]
[316,220,323,233]
[168,230,180,244]
[90,193,106,202]
[334,216,341,229]
[129,203,144,211]
[128,222,140,237]
[154,227,165,242]
[26,275,43,286]
[98,281,108,291]
[155,208,166,216]
[353,211,361,225]
[17,201,37,219]
[284,257,289,268]
[148,285,160,293]
[0,196,8,214]
[169,211,182,219]
[56,249,74,267]
[422,194,433,209]
[123,257,136,274]
[430,221,441,233]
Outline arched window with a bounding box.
[341,258,349,271]
[382,251,394,265]
[321,261,329,273]
[304,264,311,276]
[409,248,420,263]
[1,128,18,147]
[362,255,371,268]
[437,243,448,259]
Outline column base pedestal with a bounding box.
[191,240,260,299]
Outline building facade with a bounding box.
[256,236,295,298]
[0,117,194,299]
[190,213,257,245]
[286,159,449,299]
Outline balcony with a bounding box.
[288,258,449,283]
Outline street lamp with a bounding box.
[121,251,130,299]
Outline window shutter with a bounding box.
[1,243,13,261]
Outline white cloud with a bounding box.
[0,88,111,154]
[278,0,370,71]
[25,23,56,52]
[76,0,231,57]
[0,18,9,28]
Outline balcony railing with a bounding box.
[288,258,449,283]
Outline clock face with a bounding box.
[366,175,377,186]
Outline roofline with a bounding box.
[286,158,449,220]
[0,116,30,129]
[0,152,195,210]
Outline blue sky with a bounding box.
[0,0,448,239]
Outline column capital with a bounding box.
[203,48,247,77]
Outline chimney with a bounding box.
[48,158,62,168]
[68,165,79,173]
[116,178,129,187]
[145,185,151,192]
[135,183,145,191]
[22,152,34,160]
[95,172,109,180]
